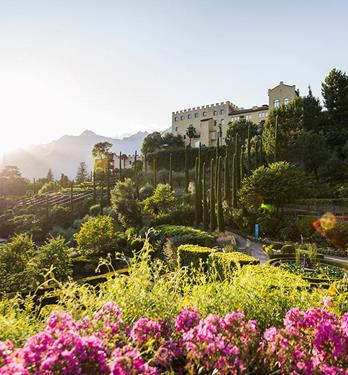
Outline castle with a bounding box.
[171,81,299,147]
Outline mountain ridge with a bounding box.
[1,130,149,179]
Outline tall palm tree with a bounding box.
[186,125,197,147]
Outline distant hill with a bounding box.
[1,130,148,179]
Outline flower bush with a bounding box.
[1,303,347,374]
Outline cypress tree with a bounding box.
[259,137,264,166]
[224,154,231,206]
[232,153,237,208]
[144,153,147,174]
[119,152,122,180]
[33,178,36,195]
[240,144,245,182]
[234,134,240,188]
[274,114,279,162]
[216,156,224,232]
[134,151,139,199]
[70,182,74,215]
[202,162,208,230]
[255,138,259,168]
[197,143,202,223]
[210,158,216,231]
[106,160,111,205]
[169,153,173,190]
[153,158,157,187]
[100,184,104,215]
[184,145,189,193]
[194,157,199,226]
[93,171,97,204]
[215,138,220,194]
[247,124,251,173]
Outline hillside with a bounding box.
[1,130,148,179]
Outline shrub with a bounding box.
[139,183,154,200]
[149,204,195,227]
[74,216,122,257]
[35,236,72,282]
[143,184,176,218]
[177,244,214,268]
[324,222,348,250]
[280,244,296,255]
[210,251,259,268]
[156,225,215,247]
[89,204,101,216]
[111,179,142,229]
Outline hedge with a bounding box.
[156,225,215,247]
[177,244,215,269]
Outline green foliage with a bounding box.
[324,222,348,250]
[142,132,184,154]
[186,125,196,147]
[8,214,42,238]
[225,119,258,146]
[74,216,121,256]
[75,162,89,184]
[209,158,216,231]
[0,166,29,196]
[143,184,176,217]
[156,225,215,247]
[48,205,72,228]
[111,178,142,228]
[35,236,72,282]
[139,183,154,200]
[216,156,225,232]
[177,244,214,268]
[239,162,310,212]
[149,204,195,227]
[38,181,60,195]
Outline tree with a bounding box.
[162,133,184,148]
[322,68,348,125]
[75,162,89,184]
[239,162,310,213]
[92,142,113,160]
[111,178,143,228]
[225,119,258,146]
[143,184,176,217]
[186,125,197,147]
[0,165,29,196]
[74,216,121,256]
[321,69,348,153]
[47,168,54,182]
[36,236,72,281]
[141,132,163,154]
[216,156,224,232]
[210,158,216,231]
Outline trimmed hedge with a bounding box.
[177,244,215,269]
[210,251,260,267]
[156,225,215,247]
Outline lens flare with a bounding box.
[319,212,336,231]
[260,202,275,213]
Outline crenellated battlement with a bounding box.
[173,100,236,115]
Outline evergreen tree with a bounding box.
[232,153,237,208]
[194,157,199,226]
[210,158,216,232]
[274,114,279,162]
[93,171,97,204]
[119,152,122,180]
[47,168,53,182]
[234,134,240,188]
[215,138,220,194]
[240,145,245,182]
[169,153,173,191]
[216,156,224,232]
[70,182,74,215]
[202,162,208,230]
[184,146,189,193]
[223,154,231,206]
[247,124,251,173]
[197,143,202,223]
[153,158,157,187]
[75,162,88,184]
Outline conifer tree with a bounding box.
[202,162,208,230]
[240,144,245,182]
[134,151,139,199]
[232,153,237,208]
[210,158,216,231]
[215,138,220,194]
[93,171,97,204]
[100,184,104,215]
[224,154,231,206]
[153,158,157,187]
[184,146,189,193]
[70,182,74,215]
[234,133,240,188]
[247,124,251,173]
[255,138,259,168]
[119,152,122,180]
[274,114,279,162]
[169,153,173,190]
[194,157,199,225]
[197,143,202,223]
[216,156,224,232]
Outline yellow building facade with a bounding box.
[172,81,299,147]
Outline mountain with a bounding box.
[1,130,148,179]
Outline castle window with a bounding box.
[258,112,266,118]
[180,115,184,120]
[220,109,224,115]
[273,99,280,108]
[203,111,207,117]
[194,112,199,118]
[174,117,178,121]
[188,114,192,119]
[175,127,178,131]
[213,110,218,116]
[246,115,252,120]
[284,97,289,106]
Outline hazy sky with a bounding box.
[0,0,347,153]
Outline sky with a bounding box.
[0,0,347,154]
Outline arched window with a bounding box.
[273,99,280,108]
[284,97,289,106]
